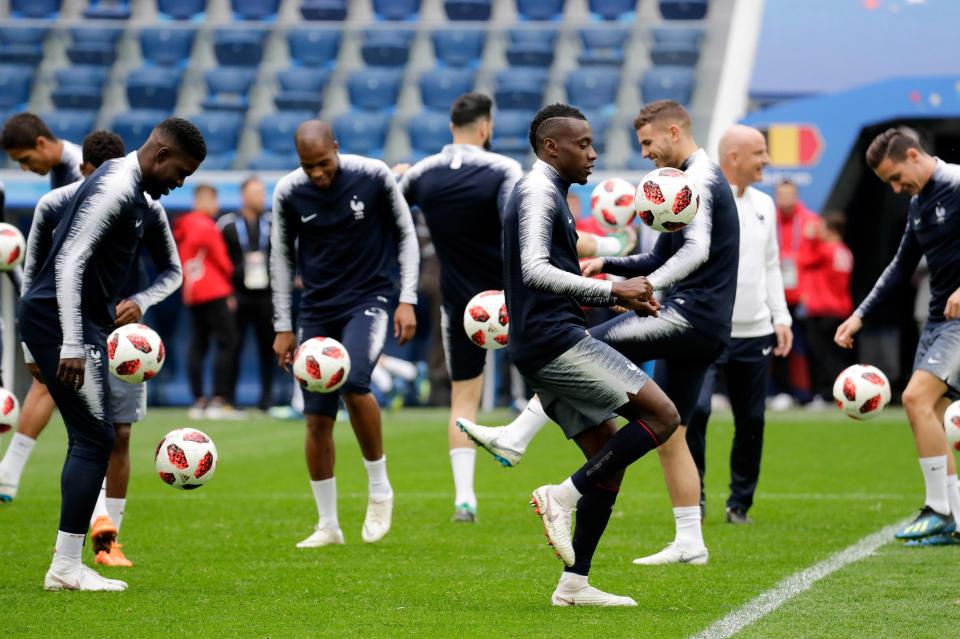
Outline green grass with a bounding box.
[0,406,955,638]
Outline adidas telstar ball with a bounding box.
[293,337,351,393]
[463,290,509,350]
[635,167,700,233]
[0,223,25,271]
[0,388,19,434]
[590,178,636,231]
[155,428,218,490]
[832,364,891,420]
[943,400,960,452]
[107,323,165,384]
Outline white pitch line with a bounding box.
[691,517,911,639]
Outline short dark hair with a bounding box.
[240,175,262,192]
[194,183,217,198]
[82,130,125,168]
[865,127,926,170]
[822,210,846,236]
[155,117,207,162]
[450,93,493,128]
[633,100,691,130]
[528,103,587,153]
[1,112,55,150]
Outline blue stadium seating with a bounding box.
[627,152,655,171]
[361,30,414,68]
[51,66,108,110]
[588,0,636,20]
[287,29,341,68]
[299,0,346,20]
[231,0,278,20]
[419,68,475,111]
[203,67,257,112]
[67,28,123,66]
[140,28,195,67]
[247,150,298,170]
[650,27,703,66]
[491,109,532,161]
[10,0,61,18]
[83,0,131,20]
[41,110,97,143]
[213,29,267,67]
[566,68,621,111]
[258,111,310,155]
[407,111,451,157]
[432,30,485,68]
[516,0,564,20]
[347,68,404,111]
[640,66,695,105]
[0,65,33,111]
[127,67,183,111]
[494,68,548,111]
[578,27,628,66]
[274,68,330,111]
[660,0,708,20]
[509,29,558,47]
[0,27,47,66]
[372,0,420,21]
[579,109,611,151]
[334,111,391,156]
[157,0,205,19]
[505,29,555,68]
[192,111,244,168]
[443,0,491,21]
[111,110,168,150]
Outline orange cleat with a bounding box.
[90,515,118,555]
[95,541,133,567]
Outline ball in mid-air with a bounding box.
[635,167,700,233]
[107,323,165,384]
[463,290,509,351]
[0,223,25,271]
[832,364,891,420]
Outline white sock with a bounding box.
[557,571,587,590]
[106,498,126,533]
[0,432,37,482]
[505,396,548,451]
[449,448,476,508]
[553,477,582,510]
[919,455,950,515]
[52,531,85,570]
[380,355,417,381]
[363,456,393,500]
[370,365,393,394]
[673,506,704,547]
[309,477,339,531]
[89,481,110,527]
[947,474,960,528]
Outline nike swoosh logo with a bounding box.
[928,358,943,364]
[301,214,317,223]
[364,308,383,317]
[678,551,706,563]
[929,466,944,472]
[50,574,79,589]
[762,346,773,356]
[135,220,143,228]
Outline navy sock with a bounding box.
[571,421,660,493]
[565,485,619,576]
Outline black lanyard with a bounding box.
[235,214,269,253]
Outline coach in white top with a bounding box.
[686,124,793,524]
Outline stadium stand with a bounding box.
[361,29,415,67]
[299,0,347,21]
[650,26,703,66]
[443,0,492,21]
[641,65,695,105]
[67,27,123,66]
[407,110,452,159]
[0,27,47,66]
[156,0,205,20]
[83,0,131,20]
[347,68,404,112]
[140,28,196,67]
[127,68,183,112]
[419,68,476,111]
[10,0,61,19]
[505,28,556,67]
[274,68,331,112]
[203,67,258,112]
[659,0,708,20]
[431,29,486,67]
[334,111,391,156]
[287,28,341,68]
[192,111,244,169]
[372,0,420,21]
[41,110,97,142]
[52,66,108,111]
[230,0,279,21]
[588,0,637,21]
[111,109,169,150]
[516,0,564,21]
[0,65,33,111]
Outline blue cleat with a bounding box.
[894,506,954,540]
[904,530,960,547]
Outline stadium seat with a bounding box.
[202,67,257,112]
[231,0,278,20]
[83,0,131,20]
[650,27,703,66]
[509,29,558,48]
[516,0,564,20]
[127,67,183,111]
[0,27,47,66]
[41,110,97,143]
[579,109,611,151]
[432,30,485,68]
[361,30,414,68]
[346,68,404,111]
[419,68,475,111]
[140,28,195,68]
[274,68,331,111]
[213,29,267,67]
[67,27,123,67]
[157,0,205,19]
[578,27,628,66]
[247,150,298,171]
[258,111,311,155]
[640,66,695,105]
[333,111,391,156]
[626,152,655,171]
[51,66,109,110]
[443,0,491,21]
[299,0,347,20]
[505,29,556,68]
[408,111,452,156]
[0,65,33,111]
[288,29,341,68]
[10,0,61,18]
[372,0,420,21]
[565,68,621,111]
[111,110,169,150]
[192,111,243,168]
[659,0,708,20]
[588,0,636,20]
[491,109,533,158]
[494,68,548,111]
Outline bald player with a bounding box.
[270,120,419,549]
[684,125,793,525]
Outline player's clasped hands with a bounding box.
[611,276,659,317]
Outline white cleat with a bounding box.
[0,471,18,502]
[296,526,345,548]
[551,583,637,607]
[44,564,128,592]
[362,496,393,543]
[456,419,524,467]
[632,542,709,566]
[530,485,575,567]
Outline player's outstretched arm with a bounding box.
[854,215,922,321]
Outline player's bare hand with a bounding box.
[774,323,793,357]
[273,331,297,372]
[57,357,85,390]
[629,297,660,318]
[581,258,605,277]
[834,315,862,349]
[26,362,44,383]
[945,287,960,320]
[611,276,652,302]
[394,303,416,346]
[114,299,143,326]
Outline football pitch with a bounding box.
[0,407,956,638]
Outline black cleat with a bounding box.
[725,507,752,525]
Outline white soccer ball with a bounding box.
[0,388,19,434]
[155,428,218,490]
[0,223,25,271]
[463,290,509,351]
[943,400,960,452]
[590,178,636,231]
[293,336,351,393]
[832,364,891,420]
[107,323,165,384]
[635,167,700,233]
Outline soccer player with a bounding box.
[462,100,740,566]
[398,93,522,522]
[2,112,83,189]
[271,120,419,548]
[19,118,204,591]
[685,124,793,525]
[503,103,680,605]
[836,127,960,545]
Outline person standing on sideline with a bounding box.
[218,176,275,412]
[685,124,793,524]
[173,184,241,420]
